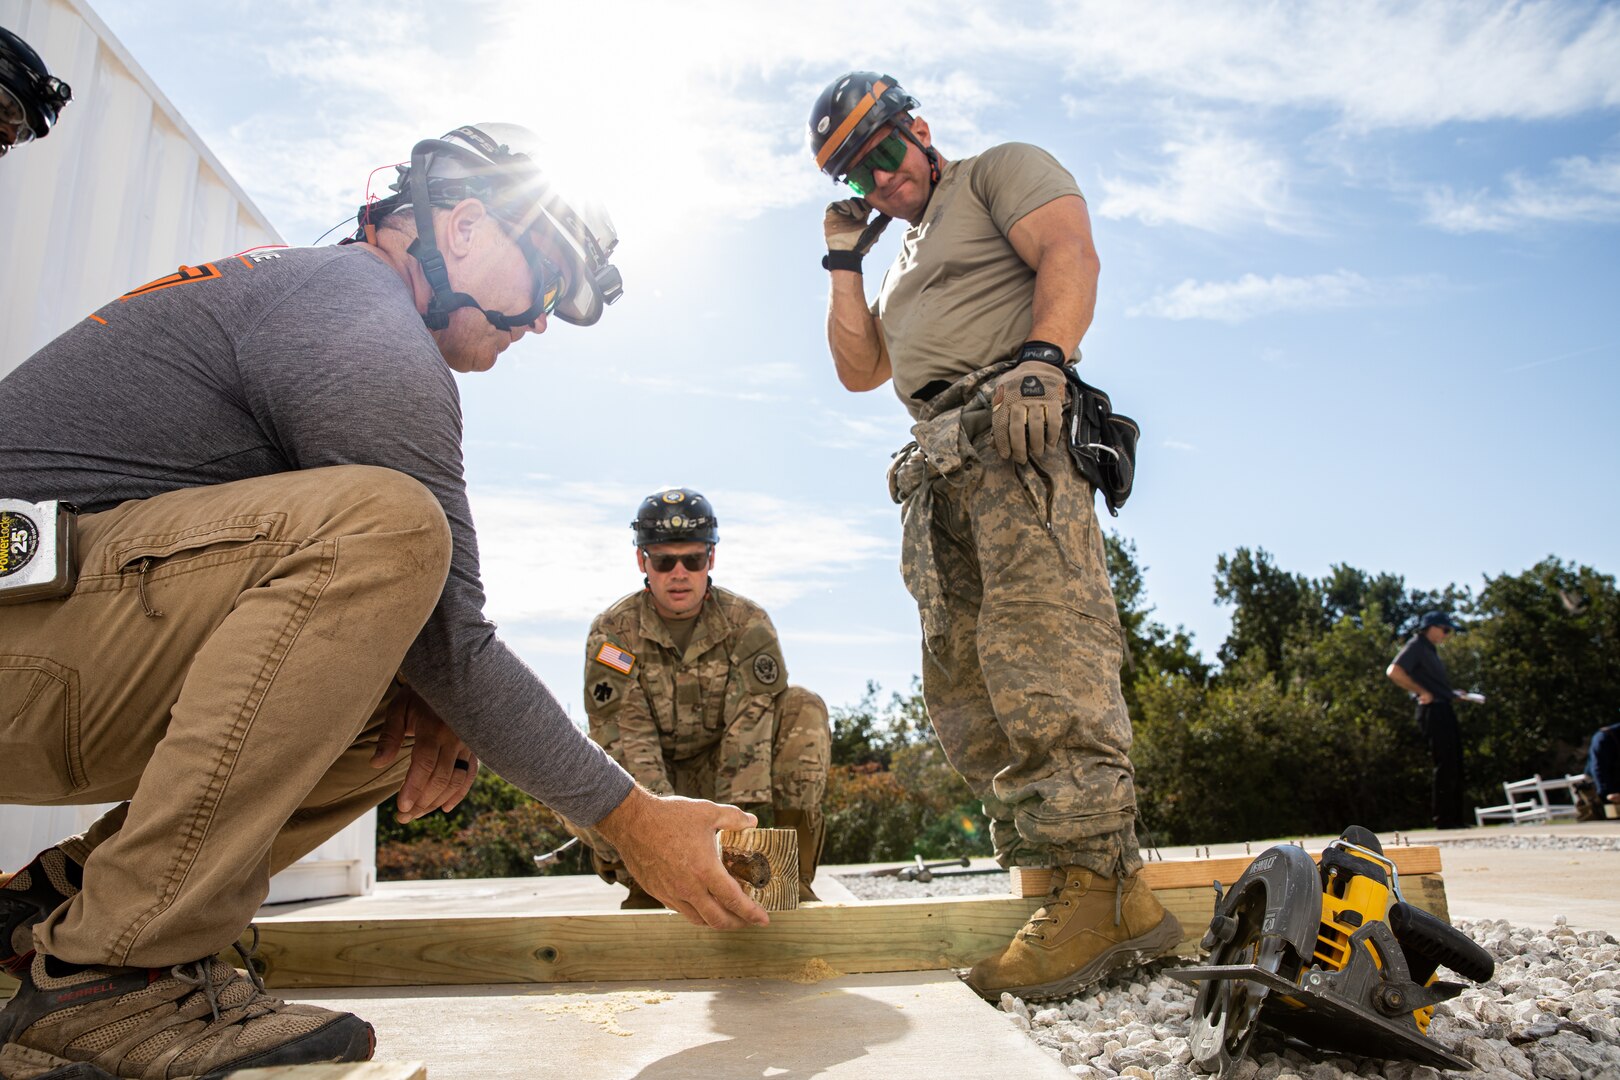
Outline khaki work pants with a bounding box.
[904,441,1143,878]
[0,466,452,968]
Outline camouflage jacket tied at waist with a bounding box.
[583,586,788,806]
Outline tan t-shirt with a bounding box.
[873,142,1083,418]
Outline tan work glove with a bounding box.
[990,361,1068,464]
[822,198,891,271]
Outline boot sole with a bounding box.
[973,911,1185,1004]
[0,1016,375,1080]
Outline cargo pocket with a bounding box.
[0,656,84,800]
[108,516,279,614]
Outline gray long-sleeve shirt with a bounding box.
[0,244,632,825]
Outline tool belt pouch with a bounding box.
[0,499,79,604]
[1063,372,1139,517]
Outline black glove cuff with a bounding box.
[822,250,865,273]
[1016,340,1068,367]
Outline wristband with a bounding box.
[1015,341,1067,367]
[822,250,864,273]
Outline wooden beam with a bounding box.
[1011,845,1444,897]
[227,1065,427,1079]
[719,827,797,911]
[235,874,1450,989]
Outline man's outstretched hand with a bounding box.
[595,787,770,931]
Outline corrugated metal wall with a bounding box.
[0,0,281,378]
[1,1,377,903]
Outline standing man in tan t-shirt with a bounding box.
[807,71,1181,1002]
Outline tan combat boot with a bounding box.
[967,866,1183,1002]
[773,808,824,902]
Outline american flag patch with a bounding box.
[594,642,636,675]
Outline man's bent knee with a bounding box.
[317,466,453,607]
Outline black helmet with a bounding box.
[353,122,623,329]
[0,26,71,155]
[632,488,718,547]
[809,71,919,182]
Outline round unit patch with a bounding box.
[662,491,686,503]
[752,653,780,686]
[0,509,40,578]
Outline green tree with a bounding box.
[1458,557,1620,787]
[1212,547,1314,677]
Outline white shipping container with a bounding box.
[1,0,375,903]
[0,0,280,377]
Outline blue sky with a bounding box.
[82,0,1620,717]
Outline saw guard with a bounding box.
[1216,844,1322,961]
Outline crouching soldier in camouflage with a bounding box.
[807,71,1182,1000]
[571,488,831,905]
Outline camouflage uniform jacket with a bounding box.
[583,585,788,806]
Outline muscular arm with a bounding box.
[825,273,893,392]
[1006,194,1100,357]
[1385,662,1434,704]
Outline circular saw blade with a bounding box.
[1188,890,1288,1076]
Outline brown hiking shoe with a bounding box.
[966,866,1183,1002]
[0,950,373,1079]
[1,848,82,974]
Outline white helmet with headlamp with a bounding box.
[353,122,623,329]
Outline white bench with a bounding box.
[1474,773,1588,826]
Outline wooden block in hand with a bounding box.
[718,827,798,911]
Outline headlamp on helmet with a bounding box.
[0,27,71,153]
[351,122,623,329]
[632,488,719,548]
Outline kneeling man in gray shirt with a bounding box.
[0,123,766,1079]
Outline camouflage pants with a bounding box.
[580,686,830,875]
[896,400,1142,877]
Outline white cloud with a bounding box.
[1424,153,1620,232]
[469,481,894,625]
[196,2,1620,248]
[1128,270,1426,323]
[1050,1,1620,130]
[1097,129,1298,232]
[1162,439,1197,451]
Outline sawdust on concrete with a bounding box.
[780,956,842,984]
[524,990,674,1037]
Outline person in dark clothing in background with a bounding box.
[1387,611,1476,829]
[1586,720,1620,815]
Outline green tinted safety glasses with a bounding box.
[845,130,909,196]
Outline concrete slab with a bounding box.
[258,869,857,921]
[288,970,1069,1080]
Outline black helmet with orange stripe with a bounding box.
[809,72,931,185]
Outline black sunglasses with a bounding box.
[644,549,710,573]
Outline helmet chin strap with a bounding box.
[894,121,942,206]
[404,139,551,333]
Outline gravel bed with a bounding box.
[996,918,1620,1079]
[836,871,1008,900]
[837,867,1620,1078]
[1430,836,1620,853]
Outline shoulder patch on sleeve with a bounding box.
[595,641,637,675]
[752,653,780,686]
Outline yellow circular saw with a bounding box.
[1168,826,1495,1076]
